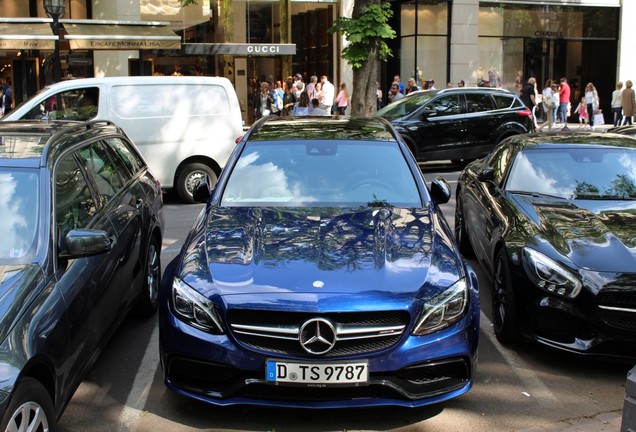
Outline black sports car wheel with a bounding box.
[492,249,520,344]
[133,236,161,317]
[1,378,54,432]
[454,193,474,257]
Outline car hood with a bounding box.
[513,195,636,271]
[179,206,462,301]
[0,264,45,343]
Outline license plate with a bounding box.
[266,360,369,386]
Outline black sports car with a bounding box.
[455,132,636,359]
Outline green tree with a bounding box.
[328,0,396,116]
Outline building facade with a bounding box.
[0,0,632,124]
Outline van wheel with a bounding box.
[176,163,217,204]
[1,378,55,432]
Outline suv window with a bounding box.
[77,142,128,204]
[55,155,99,239]
[493,94,516,109]
[466,93,494,113]
[428,95,461,116]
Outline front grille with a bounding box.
[596,288,636,332]
[166,355,471,402]
[227,309,410,358]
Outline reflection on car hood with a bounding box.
[180,206,462,299]
[514,196,636,271]
[0,264,44,343]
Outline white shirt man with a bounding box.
[320,75,335,113]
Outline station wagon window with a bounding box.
[0,169,39,263]
[428,95,461,116]
[105,137,144,176]
[77,142,128,204]
[55,155,98,239]
[466,93,494,112]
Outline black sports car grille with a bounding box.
[596,288,636,332]
[227,309,410,358]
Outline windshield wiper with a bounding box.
[573,194,636,201]
[507,190,567,199]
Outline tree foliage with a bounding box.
[328,2,395,69]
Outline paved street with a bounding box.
[53,159,631,432]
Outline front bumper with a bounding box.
[159,303,479,408]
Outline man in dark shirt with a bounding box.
[521,77,537,130]
[3,78,12,115]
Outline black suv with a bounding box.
[0,120,163,431]
[377,87,533,165]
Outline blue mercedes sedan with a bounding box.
[159,116,479,408]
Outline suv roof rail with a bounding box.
[43,119,118,162]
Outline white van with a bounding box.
[4,76,243,203]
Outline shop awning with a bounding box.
[62,21,181,50]
[0,22,57,50]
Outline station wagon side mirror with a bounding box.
[193,178,212,203]
[421,109,437,119]
[477,167,495,182]
[61,229,114,259]
[430,177,451,204]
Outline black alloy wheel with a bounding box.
[454,193,474,257]
[492,248,520,344]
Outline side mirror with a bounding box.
[62,229,114,258]
[477,167,495,182]
[193,178,212,203]
[421,109,437,119]
[430,177,451,204]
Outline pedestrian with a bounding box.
[3,77,13,115]
[293,91,311,116]
[520,77,538,129]
[387,74,404,97]
[558,77,571,130]
[281,80,296,116]
[428,79,436,90]
[376,81,384,111]
[309,98,329,116]
[574,97,588,128]
[306,75,318,102]
[585,82,600,129]
[457,79,465,88]
[621,80,635,126]
[273,81,285,115]
[320,75,335,114]
[539,79,556,131]
[611,81,624,126]
[406,78,419,94]
[254,81,275,120]
[335,82,350,115]
[388,82,404,104]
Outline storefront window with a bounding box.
[399,0,448,88]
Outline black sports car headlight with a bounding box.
[521,248,582,298]
[171,277,224,334]
[412,279,468,336]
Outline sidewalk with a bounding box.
[519,411,623,431]
[534,120,615,132]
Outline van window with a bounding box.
[24,87,100,121]
[110,84,230,119]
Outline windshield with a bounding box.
[506,147,636,200]
[376,92,436,120]
[221,140,422,207]
[0,168,40,264]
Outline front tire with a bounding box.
[492,249,520,344]
[176,163,217,204]
[133,236,161,317]
[1,378,55,432]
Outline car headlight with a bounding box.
[171,277,224,334]
[521,248,582,298]
[412,279,468,336]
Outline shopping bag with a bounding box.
[593,111,605,125]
